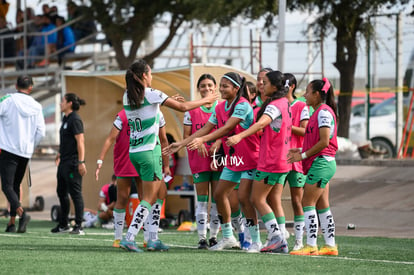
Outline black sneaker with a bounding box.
[209,237,218,247]
[51,224,70,233]
[198,239,208,249]
[5,224,16,233]
[17,212,31,233]
[70,224,85,235]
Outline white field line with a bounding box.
[1,233,413,265]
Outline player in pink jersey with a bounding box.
[227,70,291,254]
[252,67,272,108]
[164,72,260,251]
[183,74,221,249]
[95,109,171,249]
[283,73,310,251]
[288,78,339,256]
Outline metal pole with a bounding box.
[396,13,403,157]
[366,25,371,141]
[278,0,286,71]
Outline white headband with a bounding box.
[223,75,241,88]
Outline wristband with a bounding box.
[301,152,307,160]
[78,160,85,164]
[97,159,103,165]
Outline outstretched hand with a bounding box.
[162,142,183,156]
[188,137,204,151]
[197,143,209,158]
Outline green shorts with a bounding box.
[254,170,288,186]
[286,170,306,188]
[193,171,221,184]
[129,144,162,182]
[219,167,256,185]
[306,156,336,188]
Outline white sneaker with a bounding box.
[284,228,290,240]
[292,239,304,251]
[208,236,240,251]
[247,242,262,253]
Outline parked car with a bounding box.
[349,96,413,158]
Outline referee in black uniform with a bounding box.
[51,93,87,235]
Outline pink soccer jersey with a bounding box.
[302,104,338,175]
[113,109,139,177]
[290,99,309,173]
[257,97,292,173]
[184,105,218,174]
[213,97,259,171]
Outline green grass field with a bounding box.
[1,218,413,274]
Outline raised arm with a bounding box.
[95,126,120,181]
[163,92,218,112]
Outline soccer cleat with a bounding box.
[208,236,240,251]
[292,239,304,251]
[51,224,70,233]
[147,239,169,251]
[112,239,121,248]
[238,232,245,247]
[5,224,16,233]
[260,235,288,253]
[247,242,262,253]
[208,237,218,247]
[289,244,319,256]
[241,241,252,251]
[17,213,31,233]
[319,244,338,256]
[198,239,209,249]
[120,239,143,253]
[70,224,85,235]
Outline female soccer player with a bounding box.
[287,78,338,256]
[119,59,218,253]
[183,73,221,249]
[227,70,291,254]
[283,73,310,251]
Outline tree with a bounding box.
[81,0,277,69]
[287,0,411,137]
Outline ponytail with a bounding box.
[65,93,85,111]
[256,71,288,120]
[283,73,297,99]
[125,59,149,108]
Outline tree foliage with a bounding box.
[79,0,276,69]
[287,0,411,137]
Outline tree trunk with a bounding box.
[333,20,359,138]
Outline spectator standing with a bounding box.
[0,75,45,233]
[51,93,87,235]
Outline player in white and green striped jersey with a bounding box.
[120,59,218,253]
